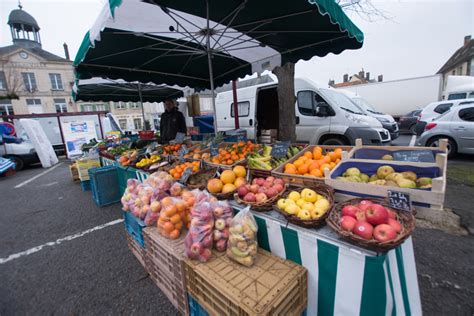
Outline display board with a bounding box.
[62,121,97,158]
[19,119,59,168]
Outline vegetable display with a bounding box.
[247,145,303,170]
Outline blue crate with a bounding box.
[80,180,91,191]
[187,295,209,316]
[88,166,121,207]
[123,211,145,248]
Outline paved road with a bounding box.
[1,160,473,315]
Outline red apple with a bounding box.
[355,209,367,222]
[190,242,202,255]
[358,200,373,212]
[342,205,360,218]
[273,183,284,193]
[252,179,259,185]
[237,186,249,198]
[244,193,257,202]
[352,221,374,240]
[263,181,273,189]
[365,204,389,225]
[340,216,357,231]
[387,218,402,233]
[266,176,276,183]
[256,178,265,186]
[373,224,397,242]
[255,193,268,203]
[250,184,259,194]
[266,188,278,198]
[274,179,285,186]
[387,209,397,219]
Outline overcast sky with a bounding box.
[1,0,473,85]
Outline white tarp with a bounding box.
[19,119,59,168]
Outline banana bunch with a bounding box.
[248,145,302,170]
[136,155,161,168]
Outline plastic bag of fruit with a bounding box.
[227,206,258,267]
[157,197,186,239]
[184,201,214,262]
[211,201,233,252]
[169,182,186,197]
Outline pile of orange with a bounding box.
[205,141,260,165]
[183,147,202,159]
[168,161,200,179]
[157,192,195,239]
[162,144,183,156]
[283,147,343,178]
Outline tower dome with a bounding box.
[7,3,41,48]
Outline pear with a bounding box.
[345,167,361,177]
[416,177,432,187]
[369,179,386,185]
[347,175,362,182]
[369,174,379,182]
[385,180,398,187]
[336,176,348,181]
[382,154,393,160]
[360,173,369,183]
[377,165,395,179]
[386,172,403,182]
[401,171,417,181]
[396,178,416,188]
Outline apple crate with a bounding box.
[344,138,448,165]
[325,154,447,216]
[272,145,352,187]
[126,232,146,268]
[143,227,189,316]
[183,248,307,316]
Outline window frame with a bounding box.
[433,103,453,114]
[26,98,41,106]
[49,73,64,90]
[22,72,37,92]
[230,101,250,118]
[115,101,126,110]
[133,118,143,130]
[54,98,67,113]
[297,90,316,116]
[0,71,7,90]
[118,119,128,129]
[458,107,474,122]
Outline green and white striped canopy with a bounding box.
[74,0,363,89]
[72,78,184,103]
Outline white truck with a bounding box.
[215,77,391,146]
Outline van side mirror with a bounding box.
[315,102,333,117]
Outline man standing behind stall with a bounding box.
[159,99,187,143]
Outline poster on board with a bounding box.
[19,119,59,168]
[62,121,97,158]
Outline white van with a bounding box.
[215,78,391,145]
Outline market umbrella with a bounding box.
[74,0,363,131]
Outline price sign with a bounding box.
[210,142,219,157]
[387,190,412,212]
[166,155,173,163]
[173,132,185,144]
[393,150,435,163]
[215,169,221,178]
[179,167,193,184]
[270,141,290,158]
[178,145,188,161]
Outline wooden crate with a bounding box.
[198,142,260,170]
[69,163,80,182]
[76,158,101,181]
[143,227,189,316]
[344,138,448,164]
[184,248,307,316]
[272,145,352,187]
[324,153,447,215]
[126,233,146,269]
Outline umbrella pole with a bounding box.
[205,0,218,135]
[137,82,146,130]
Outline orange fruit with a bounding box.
[169,229,180,239]
[334,148,343,158]
[163,222,174,234]
[207,178,224,193]
[311,169,323,177]
[312,150,322,160]
[304,151,313,159]
[328,152,338,162]
[161,197,174,207]
[176,202,186,213]
[164,205,177,217]
[309,161,320,171]
[285,168,297,175]
[233,165,247,178]
[293,159,304,168]
[335,158,341,164]
[297,164,309,175]
[170,214,182,224]
[314,146,323,152]
[323,155,331,163]
[320,163,331,173]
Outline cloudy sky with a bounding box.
[1,0,473,85]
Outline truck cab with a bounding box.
[216,77,391,145]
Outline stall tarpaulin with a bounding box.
[19,119,59,168]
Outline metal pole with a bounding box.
[137,82,146,130]
[97,114,104,138]
[206,0,218,135]
[56,115,65,154]
[232,80,239,129]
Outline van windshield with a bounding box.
[321,89,365,115]
[352,97,383,114]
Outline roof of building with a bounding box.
[0,44,69,62]
[8,8,39,31]
[331,74,372,88]
[437,38,474,74]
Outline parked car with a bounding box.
[414,99,474,135]
[398,109,421,134]
[417,104,474,158]
[215,77,391,145]
[0,133,40,170]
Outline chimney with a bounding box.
[328,79,335,87]
[464,35,472,46]
[358,69,365,79]
[63,43,70,61]
[365,72,370,81]
[343,74,348,82]
[378,75,383,82]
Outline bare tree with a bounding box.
[337,0,392,22]
[0,67,23,100]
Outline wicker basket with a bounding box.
[186,168,218,190]
[273,184,335,228]
[326,198,416,253]
[233,184,288,212]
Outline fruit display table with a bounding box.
[229,202,422,316]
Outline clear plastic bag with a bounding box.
[184,201,214,262]
[157,197,186,239]
[211,201,233,252]
[226,206,258,267]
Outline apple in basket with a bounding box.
[358,200,373,212]
[373,224,397,242]
[365,204,389,226]
[352,221,374,240]
[340,216,358,232]
[342,205,360,218]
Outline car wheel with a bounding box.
[321,138,347,146]
[5,155,24,170]
[427,137,457,158]
[409,124,416,135]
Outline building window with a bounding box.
[54,98,67,113]
[0,100,14,115]
[26,98,41,106]
[49,73,63,90]
[22,72,37,91]
[118,119,128,129]
[26,98,42,113]
[115,101,126,110]
[0,71,7,90]
[82,104,94,112]
[96,104,107,111]
[133,118,142,130]
[129,102,139,109]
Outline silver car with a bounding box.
[417,103,474,158]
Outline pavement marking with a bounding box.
[14,162,63,189]
[409,135,417,147]
[0,219,123,265]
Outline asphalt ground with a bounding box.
[1,136,473,315]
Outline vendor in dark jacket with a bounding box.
[159,99,187,143]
